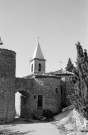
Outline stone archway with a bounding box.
[15,91,30,118]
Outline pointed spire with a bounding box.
[32,41,45,60]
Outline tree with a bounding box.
[66,58,75,72]
[69,42,88,119]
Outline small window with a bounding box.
[55,88,58,93]
[34,95,36,99]
[31,64,33,72]
[38,63,41,71]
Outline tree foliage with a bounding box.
[69,42,88,119]
[66,58,75,72]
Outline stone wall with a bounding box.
[0,49,16,123]
[0,78,15,123]
[16,76,61,118]
[0,48,74,122]
[15,78,34,118]
[0,49,16,77]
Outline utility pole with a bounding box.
[59,60,63,70]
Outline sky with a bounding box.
[0,0,88,77]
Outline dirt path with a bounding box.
[0,122,64,135]
[0,120,87,135]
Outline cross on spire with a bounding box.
[32,38,45,60]
[37,36,40,44]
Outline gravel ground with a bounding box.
[0,109,88,135]
[0,119,88,135]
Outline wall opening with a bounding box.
[15,92,21,118]
[55,88,58,93]
[38,95,43,109]
[38,63,41,71]
[15,91,30,118]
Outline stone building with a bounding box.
[0,42,73,123]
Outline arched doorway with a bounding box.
[15,91,30,118]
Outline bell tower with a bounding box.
[30,42,46,74]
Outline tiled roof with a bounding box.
[24,69,74,79]
[50,69,74,75]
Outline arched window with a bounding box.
[38,63,41,71]
[31,64,33,72]
[55,88,58,93]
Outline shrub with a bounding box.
[43,109,53,119]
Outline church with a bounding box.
[16,42,74,119]
[0,41,73,123]
[16,42,62,118]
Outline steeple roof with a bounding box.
[32,42,45,60]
